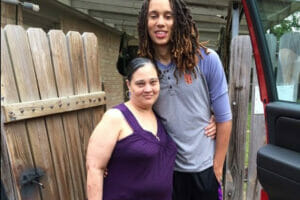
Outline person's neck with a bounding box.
[126,101,152,114]
[154,45,171,66]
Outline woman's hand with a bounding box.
[205,115,216,139]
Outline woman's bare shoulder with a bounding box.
[91,108,124,139]
[100,108,124,124]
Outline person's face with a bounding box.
[147,0,174,48]
[127,63,160,108]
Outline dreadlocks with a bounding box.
[137,0,209,77]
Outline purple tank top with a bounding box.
[103,103,177,200]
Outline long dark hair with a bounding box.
[137,0,209,78]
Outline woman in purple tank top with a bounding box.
[86,57,177,200]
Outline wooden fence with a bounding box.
[1,25,105,200]
[224,35,266,200]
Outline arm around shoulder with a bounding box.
[86,109,122,200]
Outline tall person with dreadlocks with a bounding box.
[138,0,232,199]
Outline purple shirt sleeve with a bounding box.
[200,49,232,122]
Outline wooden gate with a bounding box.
[1,25,106,200]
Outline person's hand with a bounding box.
[213,163,223,184]
[205,115,216,139]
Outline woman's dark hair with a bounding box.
[126,57,158,81]
[137,0,209,78]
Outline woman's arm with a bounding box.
[86,109,122,200]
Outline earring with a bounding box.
[126,90,131,98]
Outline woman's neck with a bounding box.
[154,45,171,65]
[126,101,152,114]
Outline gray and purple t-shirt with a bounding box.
[153,48,232,172]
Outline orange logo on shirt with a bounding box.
[184,73,193,84]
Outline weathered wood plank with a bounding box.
[0,127,15,200]
[224,36,252,200]
[82,32,102,91]
[27,27,75,200]
[1,28,19,104]
[82,33,105,128]
[67,31,95,175]
[67,31,89,94]
[246,66,265,200]
[1,28,18,200]
[3,25,41,200]
[49,30,86,200]
[82,33,106,195]
[2,92,106,123]
[1,110,17,199]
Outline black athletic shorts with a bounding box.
[172,167,222,200]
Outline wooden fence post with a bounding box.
[244,33,275,200]
[246,64,266,200]
[224,36,252,200]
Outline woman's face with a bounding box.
[147,0,174,48]
[127,63,160,108]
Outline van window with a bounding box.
[256,0,300,102]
